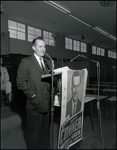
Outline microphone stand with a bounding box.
[71,54,104,149]
[45,53,54,149]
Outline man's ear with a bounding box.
[32,46,35,51]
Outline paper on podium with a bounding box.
[41,66,70,78]
[54,66,70,74]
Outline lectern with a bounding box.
[42,67,88,149]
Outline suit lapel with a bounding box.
[31,55,43,74]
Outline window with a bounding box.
[108,50,111,57]
[108,50,116,59]
[100,48,105,56]
[113,52,116,59]
[65,37,72,50]
[97,47,101,55]
[65,37,87,52]
[43,30,54,46]
[92,45,105,56]
[73,40,80,51]
[81,42,86,52]
[92,46,96,54]
[8,20,25,40]
[28,26,41,42]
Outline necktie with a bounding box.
[39,57,46,74]
[73,103,76,116]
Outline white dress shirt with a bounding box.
[34,53,45,68]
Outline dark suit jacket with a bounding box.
[16,55,52,113]
[66,97,81,118]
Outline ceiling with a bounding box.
[1,1,116,52]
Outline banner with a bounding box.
[58,69,88,149]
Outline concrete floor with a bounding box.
[1,101,116,149]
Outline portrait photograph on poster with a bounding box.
[58,69,88,149]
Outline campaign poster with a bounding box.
[58,69,88,149]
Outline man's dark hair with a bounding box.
[32,37,44,46]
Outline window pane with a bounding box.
[28,34,34,42]
[81,42,86,52]
[43,31,48,38]
[81,47,84,52]
[18,32,25,40]
[69,38,72,44]
[18,23,25,32]
[44,38,48,45]
[65,43,69,49]
[92,46,96,54]
[83,48,86,53]
[101,48,105,56]
[73,45,77,51]
[49,32,53,39]
[108,51,111,57]
[69,44,72,50]
[34,35,39,38]
[114,53,116,59]
[65,37,69,43]
[28,26,34,34]
[73,40,80,51]
[8,20,17,30]
[9,29,17,38]
[81,42,84,47]
[35,28,41,36]
[49,39,54,46]
[111,51,114,58]
[97,47,100,55]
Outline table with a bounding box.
[54,94,107,138]
[106,96,116,118]
[85,94,107,137]
[101,89,116,92]
[87,84,112,89]
[93,81,116,85]
[86,87,99,94]
[108,96,116,101]
[85,94,107,101]
[101,88,116,96]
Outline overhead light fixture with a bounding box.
[93,26,109,36]
[81,34,85,40]
[108,35,116,41]
[92,26,116,41]
[100,1,115,7]
[69,14,91,27]
[44,1,116,42]
[44,1,71,14]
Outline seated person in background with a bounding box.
[0,57,12,106]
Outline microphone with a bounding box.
[70,54,81,62]
[45,53,53,61]
[45,53,54,70]
[79,54,87,58]
[70,54,87,62]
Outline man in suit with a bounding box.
[16,37,52,149]
[66,71,81,118]
[0,57,12,106]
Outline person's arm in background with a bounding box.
[2,67,9,84]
